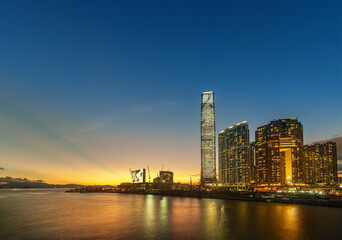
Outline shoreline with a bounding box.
[65,188,342,208]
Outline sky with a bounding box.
[0,0,341,184]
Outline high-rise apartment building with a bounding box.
[218,121,251,187]
[303,142,338,186]
[303,144,318,184]
[201,91,216,184]
[250,141,256,183]
[255,118,304,185]
[255,125,268,184]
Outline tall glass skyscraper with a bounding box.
[201,91,216,184]
[218,121,251,188]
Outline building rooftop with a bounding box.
[256,118,299,128]
[270,117,298,122]
[219,121,248,133]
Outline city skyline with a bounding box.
[0,0,341,185]
[0,89,340,185]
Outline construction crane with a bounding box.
[147,166,151,183]
[161,164,164,172]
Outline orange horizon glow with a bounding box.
[0,173,200,186]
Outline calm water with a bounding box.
[1,189,342,240]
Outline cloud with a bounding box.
[130,101,177,116]
[332,131,342,138]
[0,176,44,183]
[0,167,4,170]
[78,115,120,133]
[310,136,342,159]
[78,101,178,133]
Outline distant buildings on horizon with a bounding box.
[200,91,338,189]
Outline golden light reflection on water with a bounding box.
[202,200,220,238]
[284,206,299,231]
[277,205,301,239]
[144,195,155,238]
[159,197,169,229]
[1,189,342,240]
[169,198,202,238]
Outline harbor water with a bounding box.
[1,188,342,240]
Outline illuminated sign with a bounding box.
[131,169,146,183]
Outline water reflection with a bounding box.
[159,197,168,229]
[169,197,202,239]
[144,195,155,238]
[0,189,342,240]
[283,206,300,233]
[140,197,321,240]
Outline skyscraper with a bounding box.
[201,91,216,184]
[255,118,304,185]
[218,121,251,188]
[303,142,338,186]
[250,141,256,183]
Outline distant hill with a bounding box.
[0,182,85,189]
[0,176,116,189]
[0,176,84,188]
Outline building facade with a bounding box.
[201,91,216,184]
[218,121,251,187]
[255,118,304,185]
[303,142,338,186]
[250,141,256,183]
[153,171,174,190]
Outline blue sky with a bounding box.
[0,0,341,183]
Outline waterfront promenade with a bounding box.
[66,188,342,208]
